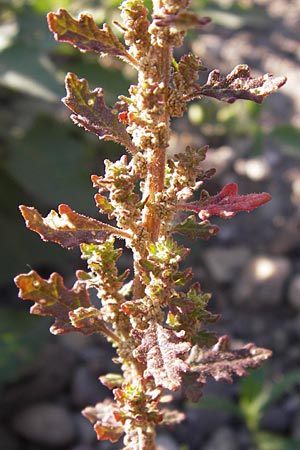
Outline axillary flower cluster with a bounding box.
[14,1,286,449]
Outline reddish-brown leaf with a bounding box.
[189,64,287,104]
[154,11,211,32]
[69,306,112,337]
[47,9,137,66]
[14,270,92,334]
[63,73,137,153]
[180,183,272,220]
[133,322,191,391]
[83,399,124,443]
[186,335,272,386]
[19,204,122,249]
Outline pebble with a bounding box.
[291,411,300,439]
[73,412,96,445]
[204,246,251,283]
[203,426,240,450]
[12,403,75,447]
[71,366,109,408]
[173,405,231,448]
[287,274,300,310]
[156,433,179,450]
[260,405,290,433]
[232,255,291,307]
[0,427,21,450]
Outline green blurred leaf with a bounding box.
[239,367,266,405]
[0,6,63,100]
[5,115,97,213]
[260,370,300,412]
[190,393,242,418]
[256,432,300,450]
[239,367,271,431]
[32,0,72,14]
[0,212,77,282]
[0,309,49,384]
[271,125,300,155]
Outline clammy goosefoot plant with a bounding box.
[14,1,287,449]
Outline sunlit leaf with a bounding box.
[63,72,137,153]
[14,270,92,335]
[180,183,271,219]
[83,399,124,442]
[186,336,272,385]
[19,204,122,249]
[173,215,219,240]
[47,9,137,66]
[189,64,286,104]
[133,322,191,391]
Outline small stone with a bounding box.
[156,433,179,450]
[173,406,231,448]
[261,405,290,433]
[234,157,271,181]
[71,366,108,408]
[291,412,300,439]
[73,413,96,444]
[287,274,300,310]
[13,403,75,447]
[232,255,291,307]
[0,427,21,450]
[204,246,251,283]
[203,426,240,450]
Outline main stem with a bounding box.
[128,5,173,449]
[142,46,171,242]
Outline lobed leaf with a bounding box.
[47,9,137,66]
[19,204,123,249]
[189,64,287,104]
[83,399,124,442]
[180,183,272,220]
[154,11,211,32]
[186,335,272,389]
[69,306,111,336]
[173,215,219,241]
[14,270,92,335]
[181,372,205,402]
[63,73,137,154]
[133,322,191,391]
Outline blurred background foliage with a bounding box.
[0,0,299,440]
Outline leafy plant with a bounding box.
[14,1,286,448]
[195,366,300,450]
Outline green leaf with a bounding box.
[271,125,300,155]
[255,432,300,450]
[0,309,48,385]
[5,116,96,212]
[239,367,270,431]
[261,370,300,412]
[191,329,218,347]
[173,215,219,241]
[190,393,242,417]
[63,72,137,153]
[239,367,267,405]
[0,212,73,283]
[0,6,62,100]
